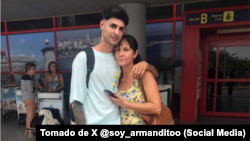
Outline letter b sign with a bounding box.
[201,13,208,24]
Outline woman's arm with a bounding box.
[109,71,161,114]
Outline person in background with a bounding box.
[44,61,71,124]
[43,61,65,93]
[21,62,42,138]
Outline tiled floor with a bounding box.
[1,117,36,141]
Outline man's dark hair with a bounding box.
[102,5,129,26]
[25,62,36,72]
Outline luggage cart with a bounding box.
[14,87,38,126]
[24,90,65,137]
[1,84,19,122]
[37,90,65,121]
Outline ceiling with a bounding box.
[1,0,216,21]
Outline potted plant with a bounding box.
[153,56,182,106]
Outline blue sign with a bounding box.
[186,8,250,25]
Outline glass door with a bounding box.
[205,40,250,117]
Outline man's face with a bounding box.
[100,18,125,47]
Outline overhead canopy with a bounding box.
[1,0,215,21]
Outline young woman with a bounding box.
[44,61,64,93]
[109,34,161,125]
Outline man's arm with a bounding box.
[70,51,88,125]
[131,61,158,79]
[147,64,158,78]
[71,101,85,125]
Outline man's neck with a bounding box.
[93,41,114,53]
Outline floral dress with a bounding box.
[117,79,146,125]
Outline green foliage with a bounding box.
[153,56,182,84]
[209,48,250,75]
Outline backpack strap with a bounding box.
[85,47,95,88]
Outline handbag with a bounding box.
[137,79,174,125]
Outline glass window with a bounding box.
[75,13,102,26]
[206,82,213,111]
[1,74,10,86]
[56,13,102,28]
[56,28,101,71]
[7,18,53,32]
[56,16,74,28]
[173,21,183,118]
[12,74,23,84]
[207,47,217,79]
[13,73,45,85]
[1,22,5,32]
[146,22,173,84]
[215,81,249,113]
[174,21,183,94]
[146,5,173,20]
[8,32,55,72]
[176,4,183,17]
[175,21,183,62]
[218,46,250,80]
[184,0,249,11]
[34,73,46,86]
[1,35,9,72]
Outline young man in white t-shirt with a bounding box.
[70,5,158,125]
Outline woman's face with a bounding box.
[50,63,57,73]
[115,39,138,67]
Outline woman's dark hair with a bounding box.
[48,61,58,74]
[116,34,142,64]
[25,62,36,72]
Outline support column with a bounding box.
[119,3,146,60]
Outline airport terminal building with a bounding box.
[1,0,249,123]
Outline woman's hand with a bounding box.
[131,61,148,79]
[35,84,42,90]
[47,89,53,92]
[51,89,57,93]
[108,93,128,108]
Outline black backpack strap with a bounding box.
[85,47,95,88]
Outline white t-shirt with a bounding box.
[70,48,121,125]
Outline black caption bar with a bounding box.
[36,125,249,140]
